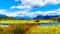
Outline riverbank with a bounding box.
[25,24,60,34]
[0,24,60,34]
[0,20,57,24]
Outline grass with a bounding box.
[0,24,60,34]
[0,20,57,24]
[26,24,60,34]
[0,19,59,34]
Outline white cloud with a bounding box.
[10,6,16,9]
[10,5,31,11]
[17,8,60,18]
[10,0,60,12]
[16,5,31,9]
[0,8,60,18]
[0,10,18,17]
[0,10,8,15]
[9,0,60,18]
[5,10,29,17]
[11,8,60,18]
[21,0,60,7]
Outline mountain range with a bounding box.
[35,15,59,19]
[0,14,59,20]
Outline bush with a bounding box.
[0,27,4,34]
[9,24,26,34]
[34,19,40,22]
[57,18,60,22]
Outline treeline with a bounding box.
[54,17,60,22]
[0,16,24,20]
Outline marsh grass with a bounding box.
[0,19,59,34]
[26,25,60,34]
[0,24,60,34]
[0,20,57,24]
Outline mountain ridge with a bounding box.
[0,14,59,20]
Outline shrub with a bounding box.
[9,24,26,34]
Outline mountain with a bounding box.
[43,15,58,19]
[0,14,59,20]
[35,15,59,19]
[0,14,8,19]
[0,14,18,20]
[34,15,44,19]
[15,16,33,20]
[0,14,7,17]
[14,15,59,20]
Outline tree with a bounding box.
[34,15,40,22]
[57,17,60,22]
[34,18,40,22]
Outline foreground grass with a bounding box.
[0,24,60,34]
[26,24,60,34]
[0,20,57,24]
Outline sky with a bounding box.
[0,0,60,18]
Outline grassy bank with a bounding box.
[0,24,60,34]
[0,20,57,24]
[26,24,60,34]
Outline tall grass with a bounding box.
[0,24,60,34]
[0,20,57,24]
[26,25,60,34]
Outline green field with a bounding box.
[0,20,59,34]
[26,25,60,34]
[0,24,60,34]
[0,20,57,24]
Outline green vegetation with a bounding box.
[0,20,57,24]
[0,15,60,24]
[25,25,60,34]
[0,24,60,34]
[0,15,60,34]
[8,24,26,34]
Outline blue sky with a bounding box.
[0,0,20,10]
[30,4,60,12]
[0,0,60,18]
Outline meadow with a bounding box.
[0,24,60,34]
[0,19,59,34]
[0,19,57,24]
[26,24,60,34]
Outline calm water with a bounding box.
[0,22,60,26]
[0,24,9,26]
[40,22,60,26]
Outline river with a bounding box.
[40,22,60,26]
[0,22,60,26]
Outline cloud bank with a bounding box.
[0,0,60,18]
[11,0,60,9]
[0,8,60,18]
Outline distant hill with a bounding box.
[0,14,17,20]
[0,14,8,19]
[0,14,25,20]
[35,15,59,19]
[0,14,7,17]
[0,14,59,20]
[15,16,33,20]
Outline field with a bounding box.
[0,19,57,24]
[0,20,59,34]
[26,25,60,34]
[0,24,60,34]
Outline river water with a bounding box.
[0,22,60,26]
[0,24,9,26]
[40,22,60,26]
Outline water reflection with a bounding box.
[40,22,60,26]
[0,24,9,27]
[0,22,60,26]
